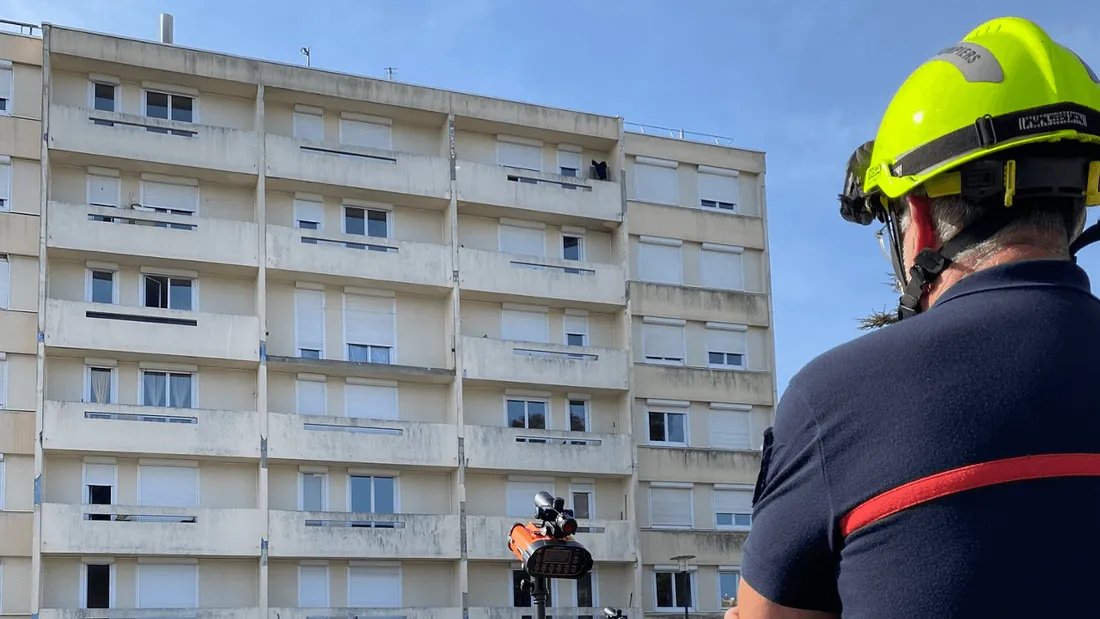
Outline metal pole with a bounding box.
[532,576,549,619]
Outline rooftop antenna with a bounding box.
[300,46,311,67]
[384,67,397,80]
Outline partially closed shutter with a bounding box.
[644,324,684,361]
[295,289,325,353]
[137,564,197,607]
[502,309,548,343]
[341,118,391,150]
[638,242,681,284]
[0,257,9,309]
[564,314,587,341]
[142,181,197,212]
[0,164,11,208]
[85,463,116,488]
[634,162,678,205]
[701,248,743,291]
[346,384,397,420]
[714,489,753,515]
[88,174,120,207]
[138,465,197,508]
[499,224,545,256]
[507,481,549,517]
[699,170,740,207]
[347,565,401,607]
[710,410,751,450]
[294,199,324,228]
[0,67,12,104]
[650,487,692,526]
[294,111,324,142]
[298,564,329,607]
[707,328,747,355]
[296,379,326,416]
[498,140,543,171]
[345,294,395,347]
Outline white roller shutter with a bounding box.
[85,463,116,488]
[644,324,684,362]
[502,309,548,343]
[699,170,740,208]
[0,256,9,309]
[638,241,681,284]
[0,163,11,208]
[564,314,588,343]
[634,161,678,205]
[345,293,395,348]
[341,117,391,150]
[650,487,692,526]
[0,67,12,108]
[138,465,197,508]
[295,289,325,354]
[507,481,549,517]
[701,247,743,291]
[88,173,120,207]
[294,199,324,229]
[707,328,747,356]
[294,110,324,142]
[499,224,545,256]
[299,564,329,607]
[348,565,401,607]
[138,564,197,607]
[710,410,751,450]
[142,181,197,213]
[346,384,397,420]
[296,379,326,416]
[498,139,543,171]
[0,359,6,408]
[715,489,753,516]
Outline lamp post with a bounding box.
[670,554,695,619]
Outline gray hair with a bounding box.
[895,194,1087,265]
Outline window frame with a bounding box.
[86,167,122,208]
[563,310,589,348]
[636,236,683,285]
[0,59,13,117]
[293,105,325,142]
[641,318,687,366]
[652,567,697,612]
[0,356,8,410]
[295,375,328,417]
[138,368,198,409]
[717,568,741,610]
[706,323,749,371]
[80,561,117,610]
[700,243,746,292]
[81,460,118,506]
[566,398,590,433]
[562,232,586,262]
[557,146,584,178]
[293,195,325,231]
[342,291,397,365]
[140,272,198,312]
[646,406,689,447]
[298,469,330,512]
[87,75,121,114]
[294,286,327,359]
[0,455,5,511]
[569,480,595,520]
[83,364,118,405]
[0,254,9,309]
[141,86,199,124]
[298,562,331,607]
[0,158,12,212]
[342,202,393,239]
[346,473,401,515]
[85,266,120,305]
[504,395,551,432]
[648,483,695,529]
[697,165,741,213]
[713,485,755,532]
[633,156,680,206]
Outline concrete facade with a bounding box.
[0,17,774,619]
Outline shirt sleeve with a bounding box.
[740,384,840,612]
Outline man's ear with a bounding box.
[902,195,937,269]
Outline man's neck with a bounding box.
[922,245,1066,308]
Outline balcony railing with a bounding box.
[271,609,461,619]
[40,610,260,619]
[268,510,461,559]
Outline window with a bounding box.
[575,571,597,616]
[136,563,197,608]
[648,408,687,446]
[87,170,121,208]
[84,462,115,521]
[144,90,195,123]
[347,564,401,607]
[141,370,194,408]
[299,564,329,607]
[715,488,753,530]
[701,244,745,291]
[141,180,198,217]
[294,197,324,231]
[654,570,694,610]
[634,157,679,205]
[707,325,748,369]
[295,288,325,359]
[137,463,198,509]
[718,570,740,609]
[507,480,551,518]
[564,313,588,347]
[339,113,392,150]
[568,399,589,432]
[293,106,324,142]
[86,366,115,404]
[501,306,549,343]
[0,160,11,211]
[92,81,117,112]
[507,398,548,433]
[83,563,113,609]
[88,269,117,304]
[499,222,546,257]
[562,234,585,261]
[143,274,194,311]
[637,236,682,285]
[710,406,751,450]
[344,205,390,239]
[0,357,6,409]
[0,61,11,115]
[296,377,326,416]
[558,147,583,177]
[300,471,328,511]
[346,383,397,420]
[571,483,594,519]
[349,475,397,516]
[698,166,740,212]
[642,319,685,365]
[513,568,555,611]
[0,455,6,511]
[498,136,543,172]
[651,486,693,527]
[0,255,8,309]
[344,293,395,364]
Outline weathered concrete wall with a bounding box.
[0,212,40,257]
[459,301,617,348]
[632,364,773,407]
[630,283,770,327]
[631,320,771,371]
[1,555,32,613]
[462,386,623,433]
[266,371,448,422]
[268,560,456,608]
[639,529,747,566]
[459,247,625,308]
[264,189,444,244]
[464,424,631,476]
[268,510,460,559]
[456,159,622,224]
[461,335,629,392]
[626,202,766,251]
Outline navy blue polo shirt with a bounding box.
[742,259,1100,618]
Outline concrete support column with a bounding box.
[254,83,270,615]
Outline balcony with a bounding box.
[0,511,32,556]
[632,363,774,407]
[0,113,42,160]
[460,336,629,392]
[456,160,622,224]
[47,201,260,271]
[42,400,261,459]
[637,446,761,486]
[268,510,461,559]
[44,299,260,365]
[48,104,259,176]
[466,516,637,563]
[639,528,748,565]
[271,609,462,619]
[41,610,261,619]
[40,503,263,556]
[266,413,459,469]
[459,248,625,309]
[468,609,642,619]
[629,282,771,327]
[463,425,632,476]
[266,225,451,293]
[265,134,450,206]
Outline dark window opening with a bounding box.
[85,564,111,608]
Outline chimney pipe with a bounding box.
[159,13,174,44]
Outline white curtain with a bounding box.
[170,374,192,408]
[91,369,111,404]
[143,373,166,407]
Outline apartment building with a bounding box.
[0,15,775,619]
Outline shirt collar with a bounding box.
[933,259,1093,308]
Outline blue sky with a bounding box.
[6,0,1100,393]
